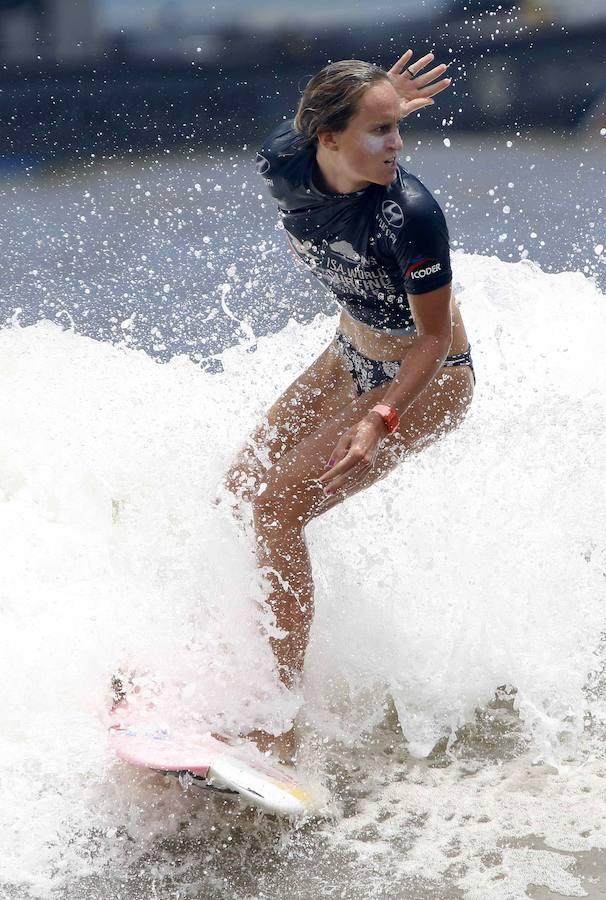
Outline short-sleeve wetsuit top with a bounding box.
[256,120,453,333]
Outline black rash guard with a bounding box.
[256,120,453,333]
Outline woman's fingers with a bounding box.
[319,448,358,484]
[323,432,351,466]
[403,52,435,77]
[390,51,438,79]
[390,52,452,112]
[388,49,413,75]
[319,420,384,493]
[416,77,453,99]
[319,450,359,488]
[411,63,450,89]
[319,442,378,493]
[321,456,373,495]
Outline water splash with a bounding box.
[1,251,605,898]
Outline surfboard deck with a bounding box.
[109,703,317,817]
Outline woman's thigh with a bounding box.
[254,364,474,526]
[225,336,357,499]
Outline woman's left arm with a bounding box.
[318,284,452,495]
[371,284,453,418]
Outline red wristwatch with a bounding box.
[371,404,400,434]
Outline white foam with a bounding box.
[1,252,605,897]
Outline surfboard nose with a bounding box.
[207,756,316,817]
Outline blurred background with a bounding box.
[0,0,604,358]
[1,0,605,157]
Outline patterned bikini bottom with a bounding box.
[334,330,475,397]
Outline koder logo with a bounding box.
[411,261,442,279]
[381,200,404,229]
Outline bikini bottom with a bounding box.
[334,330,475,397]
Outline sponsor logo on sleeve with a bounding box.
[406,257,442,280]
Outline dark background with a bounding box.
[0,0,605,165]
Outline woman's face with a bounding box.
[322,80,404,189]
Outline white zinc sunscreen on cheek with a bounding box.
[363,134,388,155]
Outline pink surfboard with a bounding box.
[109,721,316,817]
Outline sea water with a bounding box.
[1,250,605,899]
[1,140,606,898]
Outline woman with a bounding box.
[224,52,474,761]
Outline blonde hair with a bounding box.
[294,60,390,145]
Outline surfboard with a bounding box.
[108,703,317,817]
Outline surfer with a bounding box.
[224,52,474,760]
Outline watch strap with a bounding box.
[371,404,400,434]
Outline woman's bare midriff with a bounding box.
[338,297,469,362]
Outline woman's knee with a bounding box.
[224,434,271,502]
[225,409,314,503]
[224,460,262,503]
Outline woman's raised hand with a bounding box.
[388,50,452,118]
